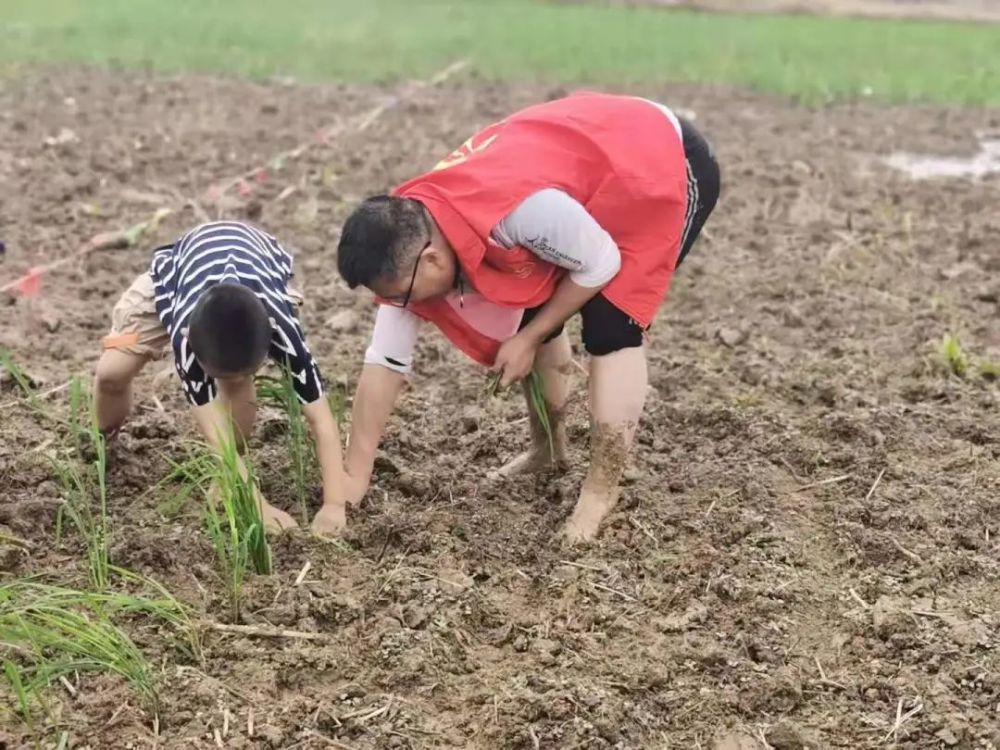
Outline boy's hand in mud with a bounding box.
[310,501,346,536]
[493,331,540,388]
[255,489,298,533]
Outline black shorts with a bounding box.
[521,116,721,357]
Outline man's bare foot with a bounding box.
[260,503,298,534]
[490,444,569,479]
[560,489,619,543]
[310,503,346,536]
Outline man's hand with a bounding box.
[494,330,542,388]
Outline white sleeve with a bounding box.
[364,304,421,375]
[492,188,621,288]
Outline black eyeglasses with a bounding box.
[386,210,433,309]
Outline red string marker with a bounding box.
[14,267,43,296]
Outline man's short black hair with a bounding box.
[337,195,427,289]
[187,283,271,376]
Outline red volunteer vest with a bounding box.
[396,93,688,367]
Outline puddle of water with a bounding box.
[883,138,1000,180]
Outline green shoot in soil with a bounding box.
[203,435,272,622]
[485,369,555,460]
[0,345,47,422]
[53,378,110,591]
[148,447,218,519]
[939,334,970,377]
[527,370,555,460]
[979,361,1000,381]
[0,579,161,717]
[256,368,312,524]
[326,381,348,432]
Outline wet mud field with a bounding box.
[1,67,998,748]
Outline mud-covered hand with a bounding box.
[494,331,541,388]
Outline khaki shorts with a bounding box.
[103,273,304,358]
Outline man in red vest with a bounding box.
[336,92,720,542]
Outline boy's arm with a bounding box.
[302,398,348,534]
[191,401,297,531]
[344,364,406,504]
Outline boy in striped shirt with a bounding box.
[94,221,346,535]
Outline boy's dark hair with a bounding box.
[337,195,427,289]
[187,283,271,375]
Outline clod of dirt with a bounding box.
[43,127,78,147]
[712,731,761,750]
[935,728,960,747]
[325,309,360,333]
[403,604,431,629]
[717,327,749,347]
[766,721,809,750]
[437,568,474,592]
[872,595,915,639]
[33,303,62,333]
[394,471,430,498]
[0,542,24,572]
[129,411,179,440]
[743,667,803,713]
[461,405,482,433]
[534,638,562,665]
[0,365,45,390]
[659,601,709,632]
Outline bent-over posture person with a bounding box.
[94,221,347,535]
[336,92,720,541]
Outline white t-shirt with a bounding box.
[363,100,682,375]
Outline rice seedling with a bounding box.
[978,360,1000,381]
[53,379,110,591]
[147,446,218,519]
[256,366,313,524]
[0,579,160,715]
[939,333,969,377]
[527,370,555,459]
[326,381,348,431]
[3,659,36,728]
[0,346,49,424]
[105,567,203,661]
[485,369,555,459]
[203,433,272,622]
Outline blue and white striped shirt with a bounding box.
[150,221,322,407]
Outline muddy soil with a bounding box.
[1,67,998,749]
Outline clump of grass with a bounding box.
[53,378,110,591]
[0,345,48,423]
[939,334,970,378]
[977,361,1000,381]
[203,435,272,622]
[0,579,161,719]
[104,566,202,661]
[148,446,218,519]
[527,370,555,459]
[485,369,555,459]
[256,367,312,524]
[326,379,348,432]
